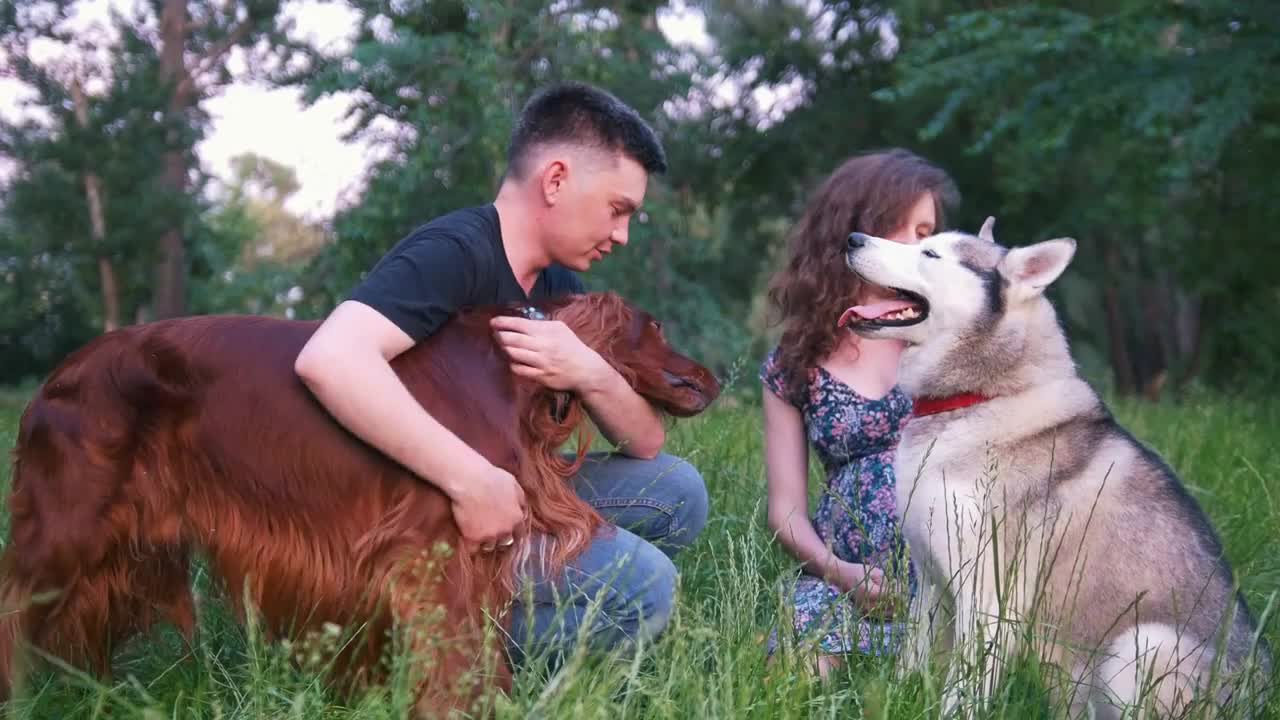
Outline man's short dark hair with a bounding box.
[505,82,668,179]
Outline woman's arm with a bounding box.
[763,390,885,602]
[763,389,836,574]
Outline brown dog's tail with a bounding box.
[0,326,199,705]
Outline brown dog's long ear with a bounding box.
[550,391,571,424]
[516,383,603,573]
[522,386,591,477]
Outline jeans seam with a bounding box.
[588,497,677,539]
[588,496,676,513]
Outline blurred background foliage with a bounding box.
[2,0,1278,400]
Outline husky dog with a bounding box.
[840,219,1271,718]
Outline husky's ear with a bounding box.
[978,216,996,243]
[998,238,1076,303]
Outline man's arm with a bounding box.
[296,280,529,547]
[578,363,665,459]
[294,301,491,490]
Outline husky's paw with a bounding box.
[896,636,926,678]
[940,685,970,719]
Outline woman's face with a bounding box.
[885,192,938,245]
[857,192,937,302]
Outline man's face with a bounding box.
[541,149,649,272]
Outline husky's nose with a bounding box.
[847,232,872,250]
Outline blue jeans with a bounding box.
[504,451,709,669]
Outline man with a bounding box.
[294,82,709,668]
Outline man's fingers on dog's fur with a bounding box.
[489,315,534,332]
[508,362,545,379]
[493,329,540,350]
[503,346,544,367]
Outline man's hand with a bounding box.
[447,461,527,552]
[489,315,611,392]
[489,311,666,459]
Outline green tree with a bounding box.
[877,0,1280,393]
[0,3,309,380]
[219,152,328,269]
[1,0,309,321]
[147,0,308,318]
[687,0,998,359]
[188,152,330,318]
[0,3,176,344]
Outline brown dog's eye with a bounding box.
[651,319,663,333]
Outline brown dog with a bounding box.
[0,291,720,716]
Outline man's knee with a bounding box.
[576,534,678,645]
[504,530,679,669]
[625,540,678,640]
[573,450,709,553]
[653,453,709,551]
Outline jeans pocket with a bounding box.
[588,496,677,541]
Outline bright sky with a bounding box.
[0,1,717,222]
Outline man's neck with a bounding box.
[493,186,551,295]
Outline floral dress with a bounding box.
[761,348,916,656]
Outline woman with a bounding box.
[761,148,959,677]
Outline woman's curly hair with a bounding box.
[766,149,959,405]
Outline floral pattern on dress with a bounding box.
[761,347,915,656]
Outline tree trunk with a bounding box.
[154,0,190,319]
[1177,293,1206,390]
[154,151,188,319]
[1102,244,1136,396]
[1139,278,1169,401]
[70,76,122,332]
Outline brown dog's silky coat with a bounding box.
[0,292,720,715]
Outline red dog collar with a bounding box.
[912,392,991,418]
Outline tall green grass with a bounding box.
[0,383,1276,719]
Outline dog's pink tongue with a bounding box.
[838,300,916,327]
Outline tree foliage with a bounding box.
[2,0,1277,394]
[878,0,1280,393]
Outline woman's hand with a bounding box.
[827,560,897,618]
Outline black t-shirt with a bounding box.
[348,204,585,342]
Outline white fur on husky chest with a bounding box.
[891,379,1100,592]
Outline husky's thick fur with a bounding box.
[842,219,1272,718]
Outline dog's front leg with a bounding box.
[898,564,943,680]
[940,591,976,719]
[940,559,1012,718]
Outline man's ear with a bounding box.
[541,159,568,206]
[997,238,1077,304]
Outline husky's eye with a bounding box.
[923,249,941,259]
